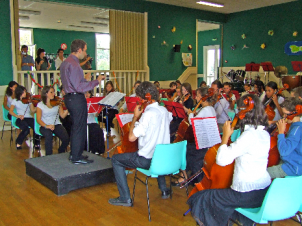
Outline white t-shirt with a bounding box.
[55,57,66,70]
[6,95,14,108]
[87,113,97,124]
[273,96,284,121]
[11,99,33,118]
[133,102,172,159]
[37,102,61,125]
[217,125,271,192]
[188,106,216,125]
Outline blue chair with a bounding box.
[1,105,13,144]
[234,176,302,225]
[132,140,187,221]
[159,98,168,106]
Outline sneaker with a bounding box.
[95,152,99,155]
[161,190,171,199]
[108,197,133,207]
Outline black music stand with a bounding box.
[261,62,274,83]
[245,63,260,83]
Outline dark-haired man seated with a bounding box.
[109,81,172,207]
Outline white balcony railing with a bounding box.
[16,69,149,96]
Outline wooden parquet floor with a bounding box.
[0,125,298,226]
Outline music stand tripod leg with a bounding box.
[105,107,110,159]
[87,124,89,154]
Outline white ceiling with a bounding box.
[146,0,297,14]
[19,0,297,33]
[19,0,109,33]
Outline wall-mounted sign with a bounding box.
[61,43,67,50]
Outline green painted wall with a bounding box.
[32,28,96,70]
[42,0,226,81]
[197,29,221,74]
[0,1,13,86]
[223,1,302,74]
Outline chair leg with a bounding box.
[170,175,172,199]
[146,177,151,221]
[10,123,13,145]
[132,170,138,203]
[1,121,5,139]
[269,222,273,226]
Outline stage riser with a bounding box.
[25,152,115,196]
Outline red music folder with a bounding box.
[125,97,140,112]
[291,61,302,72]
[162,101,187,118]
[245,63,260,72]
[87,97,104,113]
[261,62,274,72]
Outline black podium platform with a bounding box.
[25,152,115,196]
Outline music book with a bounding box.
[116,113,134,128]
[125,96,140,112]
[98,91,126,107]
[162,101,187,118]
[191,117,221,150]
[87,97,104,113]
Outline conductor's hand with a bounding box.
[222,121,234,138]
[134,105,143,119]
[85,73,91,81]
[97,75,105,82]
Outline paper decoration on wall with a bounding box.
[180,40,183,44]
[212,38,217,41]
[284,41,302,55]
[261,43,266,49]
[225,60,228,63]
[161,40,168,46]
[171,26,176,33]
[158,25,161,29]
[188,45,193,50]
[152,35,156,38]
[231,45,235,50]
[268,30,274,36]
[182,53,192,67]
[293,31,298,37]
[241,34,246,39]
[242,44,249,49]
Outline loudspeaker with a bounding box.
[173,45,181,52]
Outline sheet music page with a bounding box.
[116,113,134,127]
[98,92,126,107]
[191,117,221,149]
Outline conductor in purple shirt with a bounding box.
[60,39,104,164]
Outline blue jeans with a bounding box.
[112,152,168,201]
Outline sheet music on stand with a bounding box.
[116,113,134,128]
[98,91,126,107]
[190,117,221,150]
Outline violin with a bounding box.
[187,96,254,198]
[162,89,175,99]
[173,88,214,143]
[116,93,154,155]
[22,92,41,107]
[181,93,191,104]
[264,84,289,121]
[50,96,66,109]
[268,104,302,167]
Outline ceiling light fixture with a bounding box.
[81,21,108,27]
[67,25,94,30]
[196,1,224,8]
[93,17,109,23]
[19,9,41,15]
[19,15,30,20]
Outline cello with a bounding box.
[264,84,289,121]
[187,96,254,198]
[116,93,154,154]
[173,88,214,143]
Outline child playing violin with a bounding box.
[172,87,217,186]
[3,81,18,120]
[36,86,69,156]
[267,97,302,178]
[9,86,40,149]
[263,81,284,124]
[223,82,236,110]
[181,82,194,113]
[188,94,271,226]
[85,91,105,155]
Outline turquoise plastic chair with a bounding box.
[234,176,302,225]
[159,98,168,106]
[132,140,187,221]
[11,109,20,129]
[1,105,13,144]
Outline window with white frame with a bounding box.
[19,28,35,59]
[96,33,110,70]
